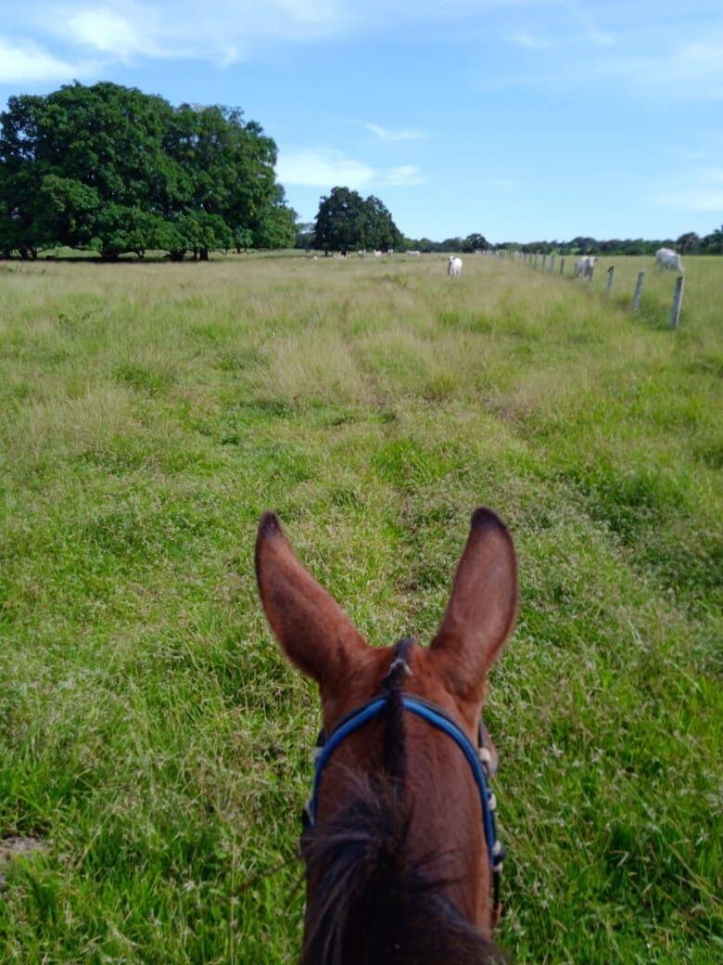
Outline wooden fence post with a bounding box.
[560,257,565,275]
[607,266,614,293]
[670,275,684,329]
[550,255,555,272]
[632,271,645,311]
[534,254,538,269]
[541,254,547,271]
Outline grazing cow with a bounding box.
[448,255,463,278]
[574,255,596,279]
[655,248,683,272]
[407,250,421,257]
[373,250,382,257]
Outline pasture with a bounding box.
[0,253,721,963]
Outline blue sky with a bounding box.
[1,1,722,243]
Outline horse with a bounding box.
[255,506,518,964]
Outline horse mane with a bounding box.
[299,640,505,965]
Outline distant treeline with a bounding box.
[296,229,490,254]
[0,82,296,261]
[495,231,723,255]
[297,228,723,256]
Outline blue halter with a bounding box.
[304,692,506,890]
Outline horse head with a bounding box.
[256,508,517,964]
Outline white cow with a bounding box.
[655,248,683,272]
[373,250,382,257]
[407,250,421,257]
[574,255,597,279]
[447,256,463,278]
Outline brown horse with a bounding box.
[256,507,518,965]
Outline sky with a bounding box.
[1,1,722,243]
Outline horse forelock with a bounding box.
[300,640,503,965]
[300,772,503,965]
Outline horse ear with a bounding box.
[255,512,369,685]
[430,508,517,698]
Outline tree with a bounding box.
[463,233,488,253]
[676,232,700,254]
[0,82,290,260]
[314,187,367,254]
[314,187,402,254]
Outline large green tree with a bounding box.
[314,187,366,254]
[0,82,295,259]
[314,187,402,253]
[463,233,489,253]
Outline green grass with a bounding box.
[0,252,721,963]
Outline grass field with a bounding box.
[0,252,721,964]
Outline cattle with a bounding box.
[407,250,421,257]
[655,248,683,272]
[574,255,597,279]
[448,255,463,278]
[373,250,382,257]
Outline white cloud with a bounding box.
[366,123,427,141]
[277,149,375,189]
[26,0,556,70]
[41,1,352,65]
[65,9,163,60]
[511,2,614,50]
[510,33,550,49]
[600,32,723,99]
[0,37,89,83]
[276,148,425,189]
[382,165,425,186]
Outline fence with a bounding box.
[486,249,685,328]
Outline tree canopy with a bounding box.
[314,187,402,253]
[0,82,296,260]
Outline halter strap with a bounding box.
[304,693,506,892]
